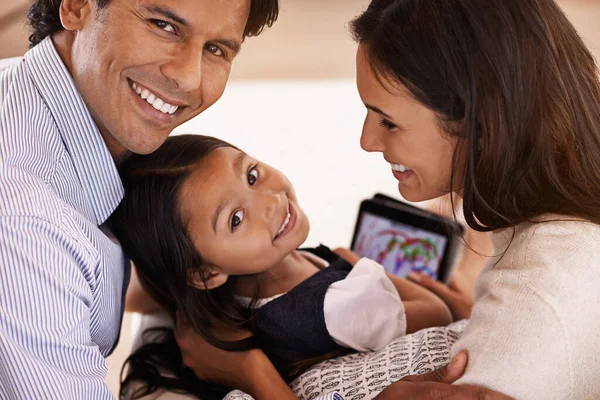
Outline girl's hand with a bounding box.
[174,312,297,400]
[333,247,361,265]
[407,272,474,321]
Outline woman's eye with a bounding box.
[231,210,244,231]
[379,118,397,131]
[151,19,176,34]
[205,43,224,57]
[247,167,259,186]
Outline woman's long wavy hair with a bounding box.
[27,0,278,47]
[110,135,257,399]
[351,0,600,232]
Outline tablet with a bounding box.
[350,196,462,283]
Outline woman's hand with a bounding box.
[174,312,297,400]
[408,272,474,321]
[374,352,514,400]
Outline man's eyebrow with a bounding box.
[211,152,246,233]
[143,4,188,27]
[365,104,394,120]
[214,38,243,55]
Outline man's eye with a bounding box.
[205,43,224,57]
[248,167,258,186]
[231,210,244,231]
[151,19,176,34]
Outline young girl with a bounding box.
[110,134,452,399]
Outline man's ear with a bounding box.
[187,267,229,290]
[59,0,92,31]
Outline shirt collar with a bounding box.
[24,36,124,226]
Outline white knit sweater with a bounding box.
[453,217,600,399]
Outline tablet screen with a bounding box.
[353,212,448,279]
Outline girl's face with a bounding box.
[356,45,463,202]
[179,147,310,284]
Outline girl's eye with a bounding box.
[247,167,259,186]
[231,209,244,231]
[151,19,176,34]
[379,118,397,131]
[205,43,224,57]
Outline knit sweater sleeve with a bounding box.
[451,220,600,400]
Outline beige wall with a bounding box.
[1,0,599,79]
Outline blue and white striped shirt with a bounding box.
[0,37,129,399]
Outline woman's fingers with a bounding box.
[408,272,473,320]
[402,351,468,384]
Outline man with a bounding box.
[0,0,276,397]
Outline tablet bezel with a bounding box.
[350,199,461,283]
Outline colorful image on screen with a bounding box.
[353,212,448,279]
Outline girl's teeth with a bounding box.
[277,213,291,236]
[146,93,156,103]
[140,89,149,100]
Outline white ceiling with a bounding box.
[1,0,599,79]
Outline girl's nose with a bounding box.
[262,191,283,221]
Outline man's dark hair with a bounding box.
[27,0,278,47]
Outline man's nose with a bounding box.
[161,43,203,93]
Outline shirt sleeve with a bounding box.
[0,216,114,399]
[323,258,406,352]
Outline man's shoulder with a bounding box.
[0,56,22,72]
[0,56,24,101]
[0,164,63,224]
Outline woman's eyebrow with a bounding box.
[365,104,394,120]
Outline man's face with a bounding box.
[64,0,250,156]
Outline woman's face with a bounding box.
[356,45,462,202]
[178,147,310,283]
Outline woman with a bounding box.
[170,0,600,398]
[351,0,600,398]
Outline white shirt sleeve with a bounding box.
[323,258,406,352]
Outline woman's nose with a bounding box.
[360,121,385,153]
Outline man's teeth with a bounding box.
[277,212,291,237]
[391,163,412,173]
[131,82,179,115]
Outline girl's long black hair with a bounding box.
[110,135,256,399]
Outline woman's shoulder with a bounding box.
[493,216,600,270]
[477,215,600,319]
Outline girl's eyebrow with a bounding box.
[211,152,247,233]
[211,198,229,233]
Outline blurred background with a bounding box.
[1,0,599,396]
